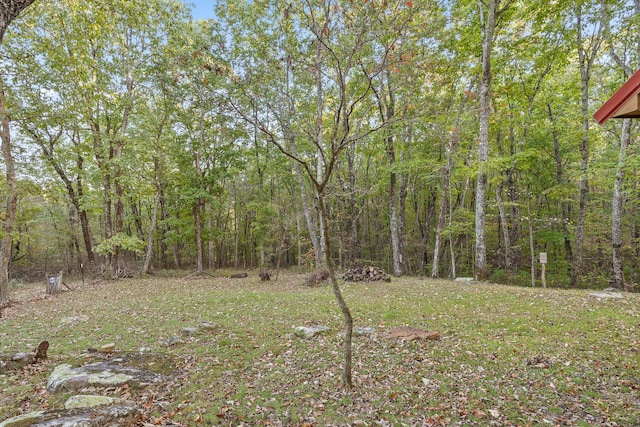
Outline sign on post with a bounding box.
[539,252,547,288]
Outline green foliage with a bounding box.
[95,232,145,255]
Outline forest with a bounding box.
[1,0,639,295]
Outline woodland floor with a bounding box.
[0,272,638,426]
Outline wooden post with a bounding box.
[46,271,63,295]
[539,252,547,288]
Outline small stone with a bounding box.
[454,277,474,282]
[180,327,200,336]
[99,343,116,353]
[294,326,330,339]
[65,394,120,409]
[11,352,32,362]
[198,322,218,330]
[354,327,376,336]
[162,336,185,346]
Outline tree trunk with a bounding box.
[496,184,511,272]
[141,191,160,275]
[314,42,326,268]
[612,118,632,289]
[572,5,601,287]
[526,191,536,287]
[432,151,451,278]
[0,0,36,42]
[0,75,18,303]
[194,199,204,272]
[475,0,502,281]
[547,103,573,271]
[318,190,353,389]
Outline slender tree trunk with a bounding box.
[433,89,469,277]
[314,42,326,268]
[547,103,573,271]
[0,75,18,303]
[496,185,511,272]
[572,6,601,287]
[318,190,353,389]
[526,191,536,287]
[612,119,632,289]
[475,0,501,281]
[194,200,204,272]
[141,191,160,275]
[76,155,95,264]
[432,149,452,278]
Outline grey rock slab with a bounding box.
[589,290,623,299]
[23,405,138,427]
[47,360,167,393]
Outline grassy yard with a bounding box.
[0,272,638,426]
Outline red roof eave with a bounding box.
[593,68,640,125]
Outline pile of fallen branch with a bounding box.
[343,266,391,283]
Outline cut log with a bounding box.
[46,271,64,295]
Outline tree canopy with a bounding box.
[0,0,639,292]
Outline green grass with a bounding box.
[1,273,639,426]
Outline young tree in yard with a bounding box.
[220,0,416,389]
[0,0,37,302]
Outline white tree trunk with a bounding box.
[612,119,632,289]
[475,0,499,281]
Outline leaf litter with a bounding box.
[0,274,638,426]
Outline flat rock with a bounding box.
[180,327,200,336]
[198,322,218,330]
[354,327,376,336]
[161,336,185,346]
[589,290,623,299]
[47,359,167,393]
[380,327,441,341]
[294,326,330,339]
[65,395,121,409]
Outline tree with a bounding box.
[0,0,37,302]
[602,0,638,291]
[475,0,510,281]
[572,1,603,287]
